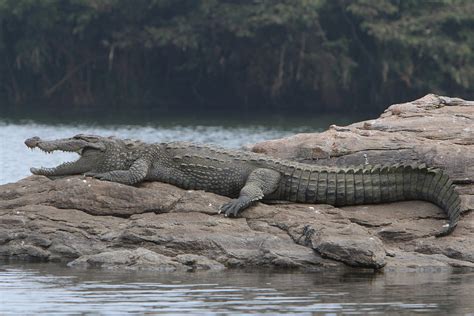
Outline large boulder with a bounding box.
[0,94,473,271]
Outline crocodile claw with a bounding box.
[219,198,248,217]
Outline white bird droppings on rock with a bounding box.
[363,153,369,165]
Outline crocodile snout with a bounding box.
[25,136,41,148]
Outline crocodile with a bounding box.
[25,134,462,236]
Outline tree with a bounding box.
[0,0,472,114]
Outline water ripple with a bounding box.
[1,263,473,315]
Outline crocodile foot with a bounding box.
[219,197,252,217]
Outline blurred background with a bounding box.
[0,0,473,119]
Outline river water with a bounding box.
[1,116,473,315]
[1,262,473,315]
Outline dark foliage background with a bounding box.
[1,0,473,115]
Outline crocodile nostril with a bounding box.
[25,137,41,148]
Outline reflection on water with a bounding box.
[0,262,473,315]
[0,114,368,184]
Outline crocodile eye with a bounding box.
[73,134,99,142]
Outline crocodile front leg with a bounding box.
[90,158,150,185]
[220,168,281,217]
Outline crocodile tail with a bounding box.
[289,164,460,236]
[374,164,461,237]
[372,164,461,237]
[418,166,461,237]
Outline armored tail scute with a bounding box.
[277,163,460,236]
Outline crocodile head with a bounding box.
[25,134,111,176]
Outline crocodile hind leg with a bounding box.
[219,168,281,217]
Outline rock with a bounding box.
[0,94,473,271]
[0,177,342,270]
[245,204,387,268]
[384,250,474,271]
[311,224,386,269]
[68,248,226,271]
[68,248,186,271]
[251,93,474,270]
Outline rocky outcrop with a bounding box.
[0,94,473,271]
[251,94,474,268]
[0,176,345,271]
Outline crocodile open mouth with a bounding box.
[25,136,92,176]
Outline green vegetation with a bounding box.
[1,0,473,114]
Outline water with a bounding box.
[1,262,473,315]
